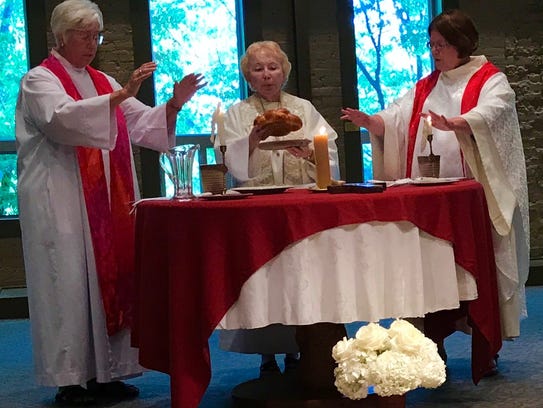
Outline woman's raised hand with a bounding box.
[168,73,207,111]
[124,61,157,97]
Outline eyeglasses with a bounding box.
[70,29,104,45]
[426,41,450,51]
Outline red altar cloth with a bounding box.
[132,179,501,408]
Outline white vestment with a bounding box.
[15,50,175,387]
[217,92,340,354]
[372,56,529,338]
[220,92,340,186]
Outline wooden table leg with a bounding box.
[295,322,347,390]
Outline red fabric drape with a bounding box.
[133,181,501,407]
[41,55,136,335]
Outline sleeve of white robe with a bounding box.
[19,67,118,150]
[19,67,174,153]
[456,72,528,239]
[371,87,416,180]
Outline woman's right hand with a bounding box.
[340,107,372,128]
[123,62,157,97]
[248,124,270,153]
[340,107,385,136]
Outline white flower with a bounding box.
[332,337,357,362]
[355,322,390,352]
[332,319,446,400]
[388,319,427,355]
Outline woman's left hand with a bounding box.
[286,146,313,161]
[168,73,207,111]
[423,110,472,134]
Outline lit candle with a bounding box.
[314,126,331,189]
[422,116,432,138]
[420,116,432,153]
[211,102,226,146]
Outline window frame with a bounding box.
[340,0,445,182]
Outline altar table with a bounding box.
[132,179,501,408]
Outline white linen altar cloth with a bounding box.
[218,221,477,329]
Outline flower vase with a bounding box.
[376,394,406,408]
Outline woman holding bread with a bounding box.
[217,40,340,376]
[219,40,340,186]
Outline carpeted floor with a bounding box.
[1,286,542,407]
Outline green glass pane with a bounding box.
[0,0,28,142]
[0,153,18,216]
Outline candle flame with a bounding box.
[319,126,326,135]
[427,116,432,127]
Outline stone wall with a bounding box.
[461,0,543,259]
[1,0,542,290]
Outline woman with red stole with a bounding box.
[341,9,529,378]
[15,0,205,405]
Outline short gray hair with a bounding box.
[240,41,292,90]
[51,0,103,46]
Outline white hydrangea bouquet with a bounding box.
[332,319,446,400]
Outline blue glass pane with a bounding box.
[362,143,373,181]
[148,0,242,136]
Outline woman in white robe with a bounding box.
[341,9,529,375]
[217,41,340,376]
[15,0,205,405]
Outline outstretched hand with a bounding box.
[169,73,207,110]
[340,107,371,128]
[341,107,385,136]
[422,110,472,134]
[124,61,157,97]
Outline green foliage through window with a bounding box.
[0,153,18,216]
[0,0,27,217]
[149,0,242,136]
[354,0,433,180]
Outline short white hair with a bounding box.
[50,0,103,46]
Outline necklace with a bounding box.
[257,94,282,113]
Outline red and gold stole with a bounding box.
[41,55,135,335]
[406,61,501,178]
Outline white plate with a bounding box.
[231,185,293,195]
[308,186,328,193]
[412,177,464,185]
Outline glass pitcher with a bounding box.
[159,144,200,199]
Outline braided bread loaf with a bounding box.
[253,108,303,136]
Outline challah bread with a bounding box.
[253,108,303,136]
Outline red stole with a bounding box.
[41,55,136,335]
[406,61,501,178]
